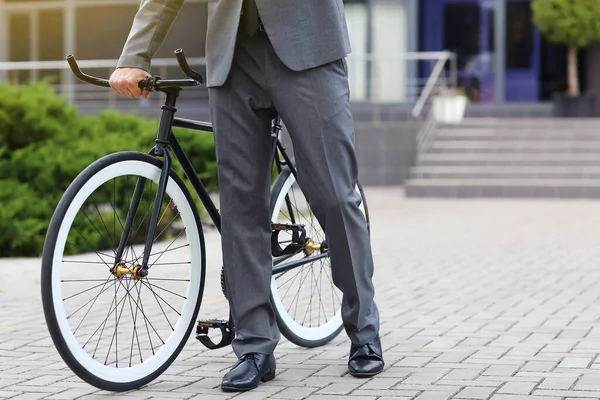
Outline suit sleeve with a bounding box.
[116,0,185,72]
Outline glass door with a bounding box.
[420,0,495,102]
[443,0,496,102]
[420,0,541,103]
[504,0,540,101]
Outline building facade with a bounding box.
[0,0,417,103]
[0,0,596,108]
[419,0,593,105]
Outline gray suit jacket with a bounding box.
[116,0,352,87]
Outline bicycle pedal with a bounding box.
[196,319,234,350]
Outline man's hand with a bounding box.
[109,67,151,99]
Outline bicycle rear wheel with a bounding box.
[41,151,206,391]
[269,166,369,348]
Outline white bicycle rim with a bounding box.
[270,172,366,342]
[49,159,203,384]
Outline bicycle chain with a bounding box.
[220,266,228,299]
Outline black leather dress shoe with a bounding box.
[221,353,276,392]
[348,335,384,377]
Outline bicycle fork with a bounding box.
[111,144,172,279]
[112,88,178,279]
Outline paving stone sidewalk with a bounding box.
[4,187,600,399]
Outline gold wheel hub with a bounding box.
[305,239,322,256]
[113,263,143,280]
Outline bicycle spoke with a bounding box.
[67,228,114,266]
[68,277,115,321]
[105,279,129,366]
[134,280,156,356]
[147,229,187,269]
[124,174,140,263]
[63,280,112,302]
[77,207,114,255]
[149,261,192,266]
[62,261,113,265]
[124,243,190,265]
[140,281,187,300]
[88,193,117,252]
[140,280,181,322]
[127,278,143,366]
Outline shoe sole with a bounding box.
[220,370,276,392]
[348,368,384,378]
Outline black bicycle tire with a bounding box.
[41,151,206,392]
[269,166,370,348]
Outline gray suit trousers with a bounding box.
[209,30,380,356]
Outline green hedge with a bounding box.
[0,82,217,258]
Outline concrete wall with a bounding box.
[354,121,419,186]
[345,0,411,103]
[278,106,420,187]
[370,0,409,103]
[345,2,369,101]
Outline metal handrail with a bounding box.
[411,51,456,118]
[0,52,456,125]
[410,52,457,152]
[0,57,206,71]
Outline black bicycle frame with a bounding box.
[113,87,302,274]
[66,49,330,350]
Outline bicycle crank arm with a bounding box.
[196,319,234,350]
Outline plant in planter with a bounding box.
[432,86,468,123]
[531,0,600,117]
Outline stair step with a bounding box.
[410,166,600,179]
[438,117,600,128]
[409,118,600,197]
[434,129,600,141]
[404,178,600,198]
[426,141,600,154]
[418,153,600,166]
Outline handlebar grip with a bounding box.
[66,54,110,88]
[138,76,155,91]
[174,49,204,84]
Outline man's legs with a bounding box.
[262,36,380,347]
[209,34,280,358]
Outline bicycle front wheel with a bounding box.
[269,166,370,348]
[41,151,206,391]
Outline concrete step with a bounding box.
[438,117,600,129]
[410,165,600,179]
[434,129,600,142]
[407,118,600,197]
[417,153,600,166]
[426,140,600,154]
[404,178,600,198]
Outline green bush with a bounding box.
[532,0,600,96]
[0,82,216,258]
[0,180,55,256]
[0,82,79,153]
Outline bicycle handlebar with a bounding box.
[66,48,204,91]
[174,49,204,84]
[66,54,111,88]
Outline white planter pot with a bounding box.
[432,95,468,123]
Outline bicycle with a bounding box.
[40,49,370,392]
